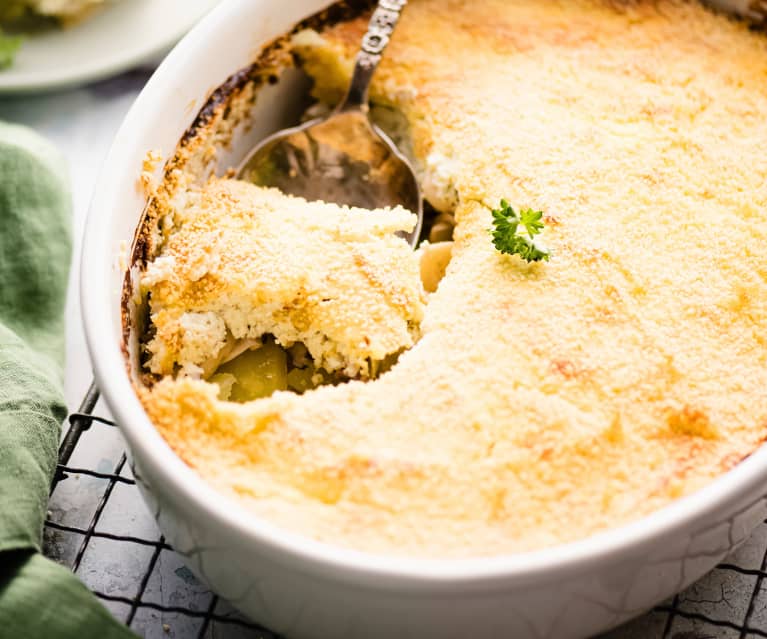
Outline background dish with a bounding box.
[0,0,220,94]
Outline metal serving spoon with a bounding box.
[238,0,422,246]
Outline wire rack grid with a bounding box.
[44,381,767,639]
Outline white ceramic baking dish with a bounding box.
[81,1,767,637]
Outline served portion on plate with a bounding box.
[0,0,219,92]
[0,0,104,69]
[128,0,767,559]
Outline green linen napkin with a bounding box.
[0,121,136,639]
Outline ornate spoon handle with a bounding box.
[338,0,407,111]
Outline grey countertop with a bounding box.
[3,69,767,639]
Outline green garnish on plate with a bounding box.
[490,199,550,262]
[0,29,22,70]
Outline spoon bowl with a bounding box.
[237,0,423,246]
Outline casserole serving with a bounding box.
[83,0,767,636]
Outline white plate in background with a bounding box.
[0,0,220,93]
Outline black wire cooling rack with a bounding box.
[46,382,277,639]
[44,381,767,639]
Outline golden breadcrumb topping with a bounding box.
[141,0,767,557]
[140,179,424,379]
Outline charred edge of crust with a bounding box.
[120,268,133,367]
[748,0,767,25]
[122,0,376,383]
[294,0,375,33]
[121,39,287,383]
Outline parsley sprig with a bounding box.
[490,199,550,262]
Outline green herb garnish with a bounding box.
[490,199,550,262]
[0,29,22,70]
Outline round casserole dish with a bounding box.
[82,1,767,637]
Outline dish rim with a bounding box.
[81,0,767,588]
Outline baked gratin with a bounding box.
[133,0,767,558]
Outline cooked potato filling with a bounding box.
[208,338,339,402]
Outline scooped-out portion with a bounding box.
[139,178,427,397]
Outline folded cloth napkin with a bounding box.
[0,121,135,638]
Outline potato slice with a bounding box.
[213,342,288,402]
[419,241,453,293]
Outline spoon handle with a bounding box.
[338,0,407,112]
